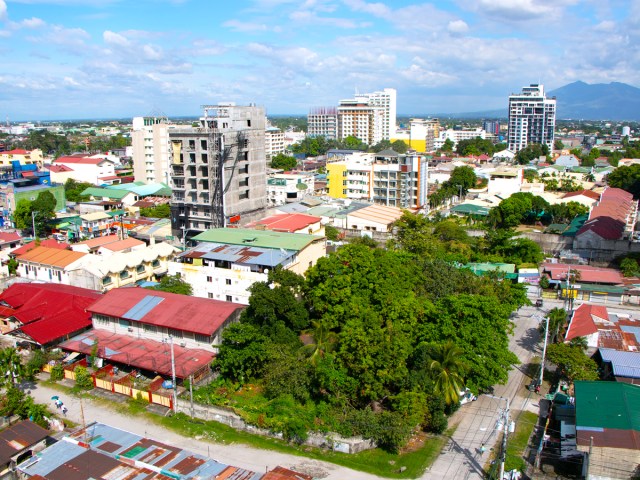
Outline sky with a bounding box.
[0,0,639,121]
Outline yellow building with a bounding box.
[0,148,44,168]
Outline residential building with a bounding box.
[326,150,428,208]
[67,241,178,291]
[574,381,640,479]
[0,283,101,347]
[78,211,113,238]
[168,228,325,304]
[0,231,21,254]
[507,84,556,152]
[0,420,49,478]
[266,172,315,206]
[0,148,43,168]
[391,118,440,152]
[433,128,487,150]
[597,348,640,384]
[131,115,174,184]
[555,154,580,168]
[169,104,268,240]
[308,107,338,140]
[51,154,117,185]
[265,126,286,161]
[17,422,303,480]
[15,246,87,284]
[346,203,404,233]
[71,234,145,256]
[561,189,600,208]
[354,88,397,141]
[575,187,638,246]
[245,213,324,235]
[80,186,137,207]
[483,120,500,136]
[487,167,524,197]
[337,98,385,145]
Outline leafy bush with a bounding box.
[74,366,93,390]
[50,364,64,381]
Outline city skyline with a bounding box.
[1,0,638,121]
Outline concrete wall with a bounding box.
[578,444,640,479]
[518,232,574,254]
[174,398,375,454]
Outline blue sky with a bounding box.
[1,0,639,120]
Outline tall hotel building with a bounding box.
[131,116,174,184]
[308,107,337,140]
[507,84,556,152]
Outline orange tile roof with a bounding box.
[17,246,87,268]
[75,234,121,249]
[100,237,144,251]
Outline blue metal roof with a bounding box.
[123,295,165,321]
[599,348,640,379]
[183,242,295,267]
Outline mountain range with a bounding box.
[429,81,640,121]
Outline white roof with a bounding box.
[80,212,111,221]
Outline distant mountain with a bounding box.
[549,81,640,121]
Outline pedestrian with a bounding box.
[480,443,486,455]
[61,406,68,416]
[535,384,541,394]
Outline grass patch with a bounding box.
[160,413,454,478]
[504,410,538,472]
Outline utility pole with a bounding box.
[499,397,511,480]
[31,210,37,239]
[169,335,177,413]
[540,314,550,388]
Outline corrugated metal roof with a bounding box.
[620,325,640,342]
[193,228,322,251]
[16,246,86,268]
[123,295,165,321]
[182,242,295,267]
[599,348,640,378]
[0,420,49,464]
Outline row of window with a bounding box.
[96,314,212,343]
[101,261,160,285]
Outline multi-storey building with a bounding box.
[265,126,286,161]
[433,128,487,150]
[266,172,315,206]
[355,88,397,141]
[507,84,556,152]
[168,104,267,240]
[337,98,385,145]
[131,116,174,184]
[307,107,338,140]
[483,120,500,136]
[391,118,440,152]
[326,150,428,208]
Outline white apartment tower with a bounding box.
[355,88,397,141]
[168,104,267,240]
[507,84,556,153]
[337,99,385,146]
[131,116,174,184]
[307,107,338,140]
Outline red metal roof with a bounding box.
[54,156,112,165]
[563,190,600,201]
[47,164,74,172]
[0,149,30,155]
[0,232,21,243]
[87,288,244,336]
[245,213,322,233]
[59,330,214,379]
[576,216,626,240]
[0,283,101,345]
[541,263,624,285]
[565,304,610,341]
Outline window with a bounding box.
[194,333,210,343]
[200,139,207,149]
[168,328,183,339]
[188,140,195,149]
[225,279,231,285]
[239,190,249,200]
[143,324,157,333]
[120,270,130,279]
[119,319,131,328]
[207,293,213,299]
[102,276,112,285]
[247,120,251,127]
[152,260,160,267]
[136,265,145,274]
[201,153,208,163]
[207,276,213,282]
[226,295,233,302]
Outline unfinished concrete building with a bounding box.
[169,104,267,241]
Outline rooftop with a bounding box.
[87,287,244,336]
[15,246,86,268]
[193,228,323,251]
[348,203,404,225]
[244,213,322,233]
[0,420,49,465]
[599,348,640,379]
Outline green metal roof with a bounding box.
[82,187,130,199]
[563,214,589,237]
[545,223,568,234]
[574,381,640,431]
[451,203,491,216]
[107,209,126,217]
[193,228,323,251]
[573,283,627,294]
[463,262,516,275]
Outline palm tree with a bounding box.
[0,348,24,388]
[429,342,467,405]
[300,321,338,366]
[546,308,568,343]
[568,336,588,352]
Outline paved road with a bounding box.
[28,379,386,480]
[422,304,544,480]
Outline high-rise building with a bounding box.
[131,116,174,184]
[307,107,337,140]
[355,88,397,141]
[337,98,385,145]
[507,84,556,153]
[265,126,285,161]
[391,118,440,152]
[482,120,500,136]
[168,104,267,240]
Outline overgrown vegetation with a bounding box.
[194,213,529,453]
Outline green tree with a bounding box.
[64,178,93,203]
[456,137,496,156]
[0,347,24,387]
[325,225,340,241]
[31,191,57,237]
[546,343,599,381]
[270,153,298,171]
[149,274,193,295]
[215,323,269,382]
[440,138,454,153]
[445,166,477,194]
[301,320,338,366]
[514,143,549,164]
[140,204,171,218]
[620,257,639,277]
[607,164,640,198]
[13,200,34,232]
[545,308,567,344]
[428,342,466,405]
[554,139,565,150]
[74,365,94,390]
[523,169,538,183]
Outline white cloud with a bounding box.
[63,76,80,86]
[223,19,268,33]
[0,0,7,22]
[103,30,131,47]
[20,17,46,28]
[343,0,391,17]
[448,19,468,34]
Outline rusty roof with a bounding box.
[0,420,49,464]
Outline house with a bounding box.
[345,203,404,233]
[67,242,178,291]
[15,246,87,284]
[16,422,267,479]
[563,304,639,351]
[71,234,145,256]
[575,187,637,244]
[0,283,100,347]
[244,213,324,235]
[10,239,69,257]
[0,420,49,477]
[78,211,113,238]
[574,381,640,479]
[51,155,116,185]
[597,348,640,384]
[0,148,43,168]
[487,167,524,197]
[554,154,581,168]
[561,189,600,208]
[0,232,22,261]
[169,228,325,304]
[80,186,137,207]
[59,287,244,380]
[266,173,316,206]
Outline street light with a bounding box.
[163,335,178,413]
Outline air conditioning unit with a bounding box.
[127,327,133,332]
[180,342,186,348]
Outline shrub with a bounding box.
[74,366,93,390]
[50,364,64,382]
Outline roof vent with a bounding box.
[242,238,257,243]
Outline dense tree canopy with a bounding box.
[148,274,193,295]
[270,153,298,171]
[607,164,640,198]
[455,137,497,156]
[514,143,549,165]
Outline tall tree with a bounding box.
[0,348,24,388]
[301,321,338,366]
[428,342,466,405]
[270,153,298,171]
